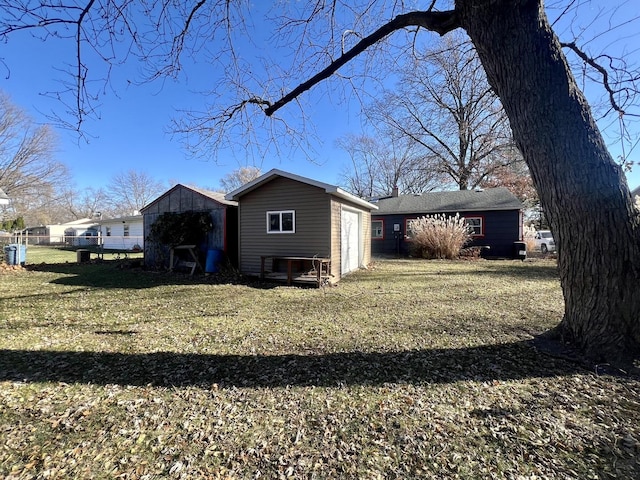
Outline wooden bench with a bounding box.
[169,245,204,275]
[260,256,331,287]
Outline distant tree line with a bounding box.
[338,33,537,213]
[0,92,263,229]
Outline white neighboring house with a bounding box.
[24,218,98,245]
[65,221,100,246]
[99,214,144,251]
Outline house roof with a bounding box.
[631,185,640,198]
[140,183,238,213]
[60,218,96,225]
[99,214,143,225]
[225,168,378,211]
[372,187,523,215]
[24,218,99,231]
[186,185,238,206]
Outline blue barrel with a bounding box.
[4,244,26,265]
[205,249,223,273]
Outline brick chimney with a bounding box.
[391,186,399,197]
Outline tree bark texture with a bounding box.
[458,0,640,364]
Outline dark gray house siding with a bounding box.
[372,209,521,258]
[141,184,238,269]
[371,188,523,258]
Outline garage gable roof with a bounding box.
[373,188,522,214]
[225,169,378,210]
[141,183,237,213]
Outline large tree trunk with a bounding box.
[458,0,640,365]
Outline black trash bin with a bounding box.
[77,249,91,263]
[513,241,527,261]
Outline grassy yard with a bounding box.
[0,256,638,479]
[21,245,144,265]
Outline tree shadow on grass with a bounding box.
[25,259,558,292]
[25,262,180,289]
[25,262,283,290]
[0,339,588,389]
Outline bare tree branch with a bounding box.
[561,40,635,117]
[264,9,460,117]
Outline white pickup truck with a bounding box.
[534,230,556,253]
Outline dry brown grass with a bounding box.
[0,258,638,479]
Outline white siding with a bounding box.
[100,217,144,250]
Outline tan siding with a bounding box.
[239,177,331,275]
[362,211,372,266]
[330,197,373,279]
[330,199,342,281]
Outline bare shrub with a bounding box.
[409,214,472,259]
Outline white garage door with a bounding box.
[341,209,361,275]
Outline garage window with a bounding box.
[267,210,295,233]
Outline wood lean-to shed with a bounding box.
[225,169,378,284]
[140,184,238,270]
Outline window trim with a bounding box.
[266,210,296,234]
[123,224,130,237]
[464,215,485,237]
[404,217,418,241]
[371,219,384,240]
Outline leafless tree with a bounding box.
[219,166,262,193]
[337,133,440,197]
[368,32,519,191]
[105,170,165,216]
[2,1,640,366]
[61,186,113,220]
[0,91,70,225]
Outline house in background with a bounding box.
[226,169,378,284]
[24,218,98,245]
[371,187,523,258]
[141,184,238,270]
[99,214,144,250]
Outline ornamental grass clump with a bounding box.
[409,213,472,259]
[523,224,537,252]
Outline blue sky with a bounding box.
[2,1,639,193]
[1,30,357,192]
